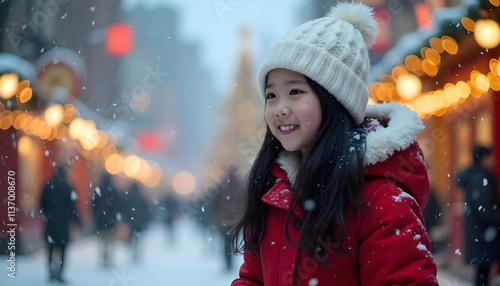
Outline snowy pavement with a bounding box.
[1,218,242,286]
[1,217,473,285]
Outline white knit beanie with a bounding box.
[257,2,377,125]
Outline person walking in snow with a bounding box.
[231,2,438,285]
[122,182,150,262]
[93,173,122,268]
[40,164,80,283]
[210,164,244,271]
[457,146,500,286]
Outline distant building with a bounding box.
[122,6,218,179]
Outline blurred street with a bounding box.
[2,0,500,284]
[0,218,243,286]
[0,216,484,286]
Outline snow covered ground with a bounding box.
[1,217,242,286]
[1,216,472,285]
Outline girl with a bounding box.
[231,2,438,286]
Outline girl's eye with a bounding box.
[290,89,303,95]
[266,93,276,100]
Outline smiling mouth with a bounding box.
[279,125,299,134]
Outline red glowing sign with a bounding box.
[105,23,134,57]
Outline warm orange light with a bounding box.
[105,153,124,175]
[396,74,422,100]
[16,80,29,98]
[441,37,458,54]
[172,171,196,196]
[405,55,421,71]
[18,136,33,156]
[39,122,52,140]
[44,104,64,126]
[422,59,438,77]
[0,73,18,99]
[391,66,408,79]
[19,87,32,103]
[475,74,490,93]
[488,73,500,91]
[69,118,84,139]
[101,145,117,160]
[63,105,78,123]
[13,113,25,129]
[456,81,471,99]
[490,59,499,76]
[0,114,13,130]
[96,131,108,148]
[429,38,444,53]
[461,17,475,32]
[474,19,500,49]
[80,121,99,150]
[444,84,457,107]
[141,161,162,188]
[425,49,441,66]
[123,155,142,178]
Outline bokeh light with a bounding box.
[172,171,196,196]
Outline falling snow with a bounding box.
[304,199,316,211]
[308,278,319,286]
[71,191,78,201]
[95,186,101,197]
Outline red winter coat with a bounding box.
[232,103,438,286]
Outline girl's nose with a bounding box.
[275,103,290,116]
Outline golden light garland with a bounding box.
[0,80,162,188]
[370,15,500,120]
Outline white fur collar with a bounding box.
[276,102,424,183]
[363,102,424,166]
[275,151,301,184]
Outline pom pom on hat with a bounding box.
[327,2,377,47]
[257,2,378,125]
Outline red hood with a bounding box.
[365,142,429,209]
[275,102,429,209]
[363,103,429,209]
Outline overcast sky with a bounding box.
[122,0,306,95]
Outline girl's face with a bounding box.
[264,69,322,155]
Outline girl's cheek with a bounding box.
[264,108,273,125]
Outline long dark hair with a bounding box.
[232,76,366,265]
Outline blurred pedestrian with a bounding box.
[210,164,244,271]
[39,164,81,283]
[423,170,444,254]
[122,182,150,262]
[92,173,122,268]
[457,146,500,286]
[161,191,181,244]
